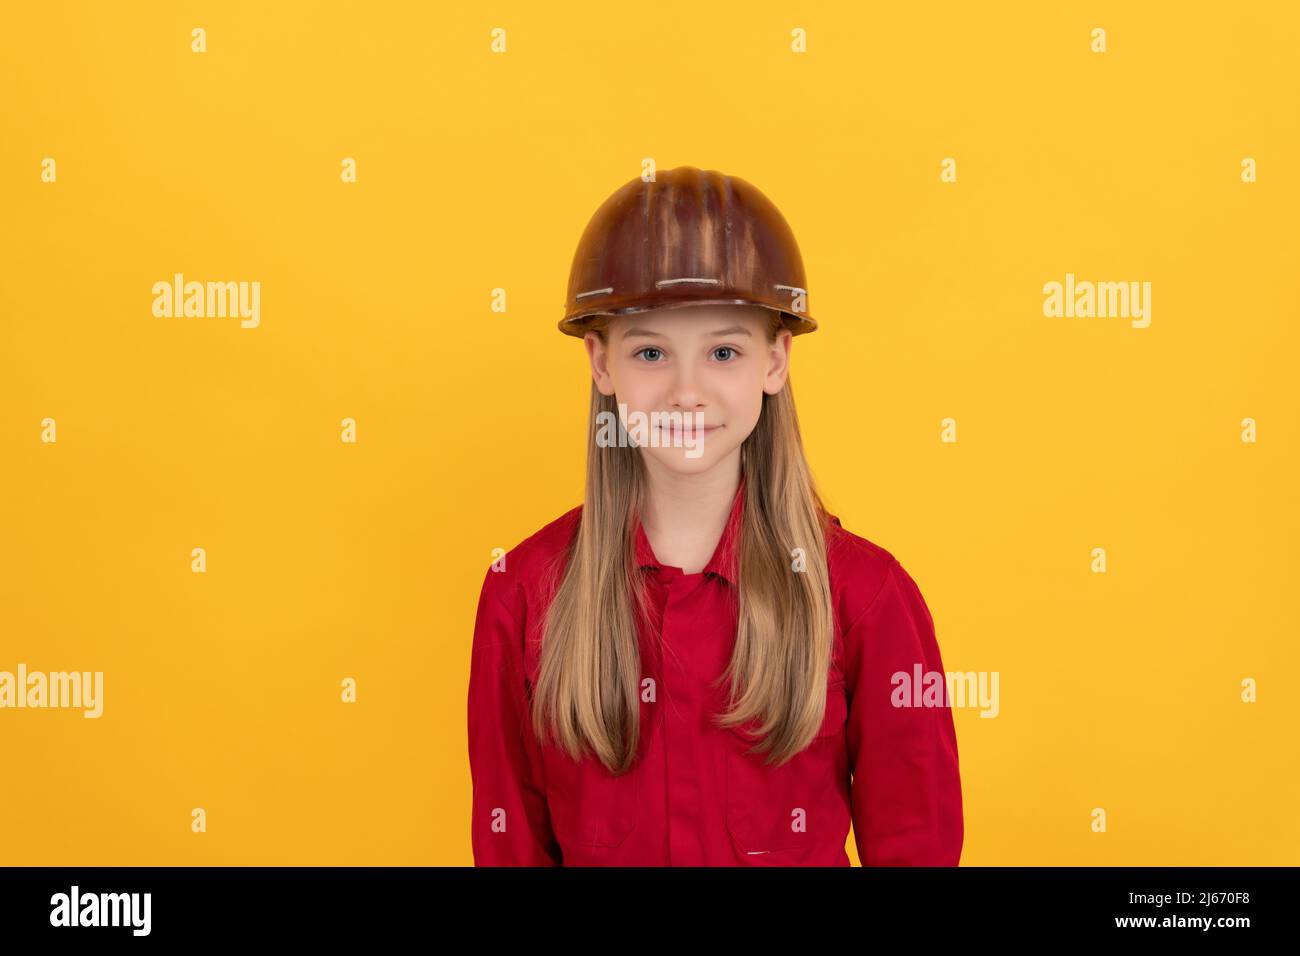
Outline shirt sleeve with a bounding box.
[844,558,964,866]
[467,565,562,866]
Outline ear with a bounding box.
[762,327,793,395]
[585,330,617,396]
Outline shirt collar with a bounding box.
[634,473,747,586]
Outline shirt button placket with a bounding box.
[660,571,705,866]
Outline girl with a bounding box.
[467,166,963,866]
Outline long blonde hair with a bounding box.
[532,310,836,774]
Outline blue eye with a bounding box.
[634,346,738,362]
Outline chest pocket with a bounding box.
[724,678,850,856]
[542,746,639,850]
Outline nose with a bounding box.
[667,360,705,411]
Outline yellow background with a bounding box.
[1,1,1296,865]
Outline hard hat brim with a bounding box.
[558,297,817,338]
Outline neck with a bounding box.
[638,450,742,573]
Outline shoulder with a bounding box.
[479,504,582,615]
[472,506,581,684]
[823,512,915,632]
[504,504,582,577]
[822,514,941,683]
[822,515,948,691]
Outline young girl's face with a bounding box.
[585,304,792,476]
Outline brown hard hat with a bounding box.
[559,166,817,337]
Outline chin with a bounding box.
[644,447,726,475]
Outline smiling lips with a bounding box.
[656,422,721,440]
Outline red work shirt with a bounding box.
[467,477,963,866]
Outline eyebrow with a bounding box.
[622,325,754,339]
